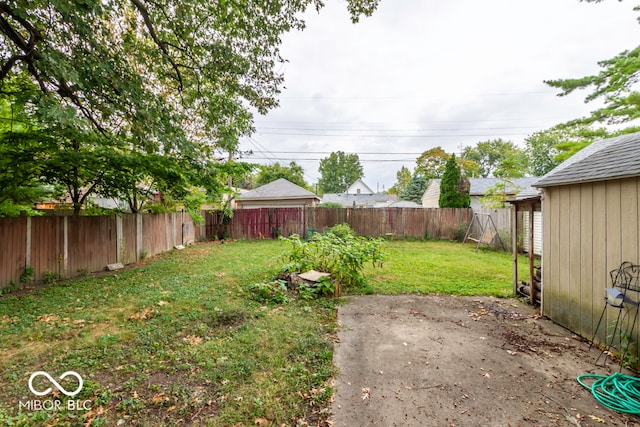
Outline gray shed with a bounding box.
[535,131,640,358]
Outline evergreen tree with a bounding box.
[439,154,470,208]
[400,175,427,203]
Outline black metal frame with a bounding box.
[591,262,640,369]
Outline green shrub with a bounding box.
[280,227,384,293]
[247,280,290,304]
[328,223,355,239]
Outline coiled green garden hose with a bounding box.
[577,372,640,415]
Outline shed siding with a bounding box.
[522,212,542,255]
[542,177,640,356]
[579,184,594,338]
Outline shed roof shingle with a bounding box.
[534,132,640,188]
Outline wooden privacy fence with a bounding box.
[0,212,195,289]
[201,207,474,241]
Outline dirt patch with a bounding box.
[331,295,639,426]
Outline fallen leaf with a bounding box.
[361,387,370,400]
[37,313,58,323]
[254,418,270,426]
[588,415,605,423]
[157,300,168,306]
[128,307,155,321]
[183,335,203,346]
[152,393,169,404]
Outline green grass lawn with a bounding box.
[363,240,525,296]
[0,239,522,426]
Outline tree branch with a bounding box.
[129,0,184,91]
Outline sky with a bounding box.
[238,0,640,192]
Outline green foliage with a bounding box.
[414,147,450,179]
[247,280,290,304]
[20,266,34,284]
[439,155,470,208]
[280,227,384,291]
[461,139,526,178]
[318,202,344,208]
[299,277,335,300]
[0,0,377,215]
[479,179,521,209]
[328,223,356,239]
[524,125,610,175]
[545,43,640,126]
[318,151,364,194]
[387,165,412,195]
[254,162,308,189]
[400,175,427,203]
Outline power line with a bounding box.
[256,126,539,132]
[245,157,417,163]
[255,131,529,138]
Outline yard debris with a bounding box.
[37,313,58,323]
[152,393,170,404]
[275,270,332,291]
[106,263,124,271]
[128,307,155,321]
[183,335,203,346]
[361,387,370,400]
[298,270,331,282]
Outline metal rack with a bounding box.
[591,262,640,369]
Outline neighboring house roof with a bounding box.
[238,178,319,201]
[346,179,375,195]
[468,177,540,196]
[389,200,422,208]
[535,132,640,188]
[321,193,397,207]
[425,177,540,197]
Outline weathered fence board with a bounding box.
[0,207,491,290]
[202,207,474,241]
[0,217,27,286]
[0,213,196,289]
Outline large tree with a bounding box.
[254,162,308,189]
[524,125,610,176]
[387,165,412,195]
[0,0,379,214]
[318,151,364,194]
[414,147,450,179]
[461,139,526,178]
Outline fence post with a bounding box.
[63,216,68,276]
[116,215,123,264]
[25,216,32,268]
[136,213,143,261]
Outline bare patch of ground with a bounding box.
[331,295,639,427]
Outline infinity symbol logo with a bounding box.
[28,371,83,397]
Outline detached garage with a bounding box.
[535,132,640,357]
